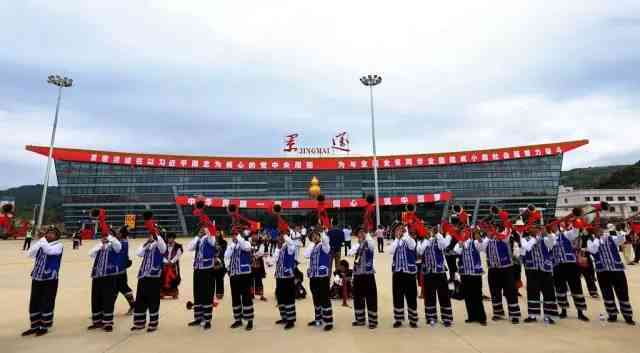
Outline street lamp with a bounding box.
[360,74,382,227]
[37,75,73,230]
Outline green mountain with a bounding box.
[0,185,62,223]
[597,161,640,188]
[560,165,627,189]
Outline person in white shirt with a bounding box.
[587,225,635,325]
[375,225,385,253]
[225,229,255,330]
[343,226,352,256]
[22,226,63,337]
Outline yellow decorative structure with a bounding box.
[308,176,321,198]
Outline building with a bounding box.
[27,140,587,235]
[556,186,640,219]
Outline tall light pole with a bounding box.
[37,75,73,230]
[360,74,382,227]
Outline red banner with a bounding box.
[26,140,588,172]
[175,192,452,209]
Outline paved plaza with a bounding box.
[1,238,638,353]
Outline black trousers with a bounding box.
[275,277,296,323]
[193,269,214,323]
[343,240,351,256]
[445,255,458,282]
[252,270,264,296]
[29,279,58,329]
[488,267,521,319]
[230,274,254,322]
[634,243,640,263]
[461,275,487,323]
[212,267,225,299]
[353,274,378,326]
[553,263,587,311]
[115,272,134,304]
[133,277,161,329]
[377,237,384,253]
[310,276,333,325]
[525,269,559,318]
[579,256,598,296]
[392,272,418,324]
[424,272,453,323]
[597,271,633,320]
[91,276,118,326]
[23,238,32,250]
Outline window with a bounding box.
[606,196,614,201]
[631,206,639,212]
[618,196,626,201]
[584,197,590,202]
[630,196,637,201]
[609,206,616,212]
[564,198,568,204]
[593,196,600,201]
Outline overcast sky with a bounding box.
[1,1,639,189]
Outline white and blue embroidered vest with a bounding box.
[91,246,120,278]
[552,232,576,265]
[194,237,216,270]
[486,238,513,269]
[522,237,554,272]
[228,245,252,276]
[308,243,331,278]
[392,240,417,274]
[31,242,63,281]
[354,242,375,275]
[276,247,296,278]
[137,244,164,279]
[592,236,625,272]
[459,241,483,275]
[421,241,446,274]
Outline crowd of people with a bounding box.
[14,199,640,338]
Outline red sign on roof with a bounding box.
[25,139,588,172]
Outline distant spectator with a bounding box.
[343,226,352,256]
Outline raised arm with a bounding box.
[27,237,45,258]
[320,232,331,253]
[108,235,122,253]
[436,233,452,250]
[155,235,167,255]
[186,236,199,252]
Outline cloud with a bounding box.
[1,1,640,188]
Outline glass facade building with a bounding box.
[27,140,586,235]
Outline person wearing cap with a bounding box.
[274,229,298,330]
[224,227,255,331]
[587,224,635,325]
[88,227,122,332]
[481,223,521,324]
[304,229,334,331]
[187,227,216,330]
[348,227,378,329]
[115,226,135,315]
[21,226,63,337]
[389,223,419,328]
[454,229,487,326]
[520,226,559,324]
[417,225,453,327]
[131,211,167,333]
[551,223,589,321]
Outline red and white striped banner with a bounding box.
[175,192,452,210]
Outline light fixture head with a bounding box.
[360,74,382,87]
